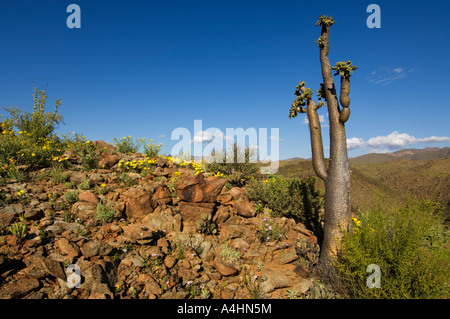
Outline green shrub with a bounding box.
[0,88,67,171]
[204,143,259,187]
[141,138,161,158]
[9,222,28,241]
[113,136,140,154]
[64,190,79,204]
[95,203,116,223]
[246,175,323,227]
[2,88,63,142]
[256,218,287,243]
[0,126,64,170]
[78,178,93,190]
[335,199,450,299]
[76,140,102,170]
[49,166,69,183]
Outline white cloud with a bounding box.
[347,137,365,150]
[158,134,166,138]
[368,67,414,85]
[191,130,215,144]
[191,129,232,144]
[347,131,450,152]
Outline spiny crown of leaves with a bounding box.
[332,61,358,78]
[289,81,312,119]
[316,15,335,27]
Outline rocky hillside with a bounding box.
[0,141,331,299]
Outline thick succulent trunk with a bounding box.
[318,123,351,271]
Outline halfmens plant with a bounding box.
[289,15,357,278]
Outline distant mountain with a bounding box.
[277,147,450,214]
[349,147,450,164]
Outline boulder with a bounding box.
[120,187,154,220]
[78,191,98,205]
[175,173,226,203]
[81,240,113,258]
[0,211,16,228]
[55,237,81,260]
[98,154,120,169]
[121,224,155,242]
[142,206,181,232]
[24,208,44,220]
[93,140,116,154]
[178,202,215,223]
[227,187,256,217]
[0,276,40,299]
[213,260,238,277]
[260,267,290,294]
[152,185,172,206]
[154,166,173,177]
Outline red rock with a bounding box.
[0,276,40,299]
[0,212,16,228]
[227,187,256,217]
[78,191,98,204]
[93,140,116,154]
[178,202,215,222]
[217,193,233,204]
[80,240,113,258]
[98,153,120,169]
[212,205,231,224]
[152,185,172,206]
[55,237,81,259]
[121,224,155,242]
[214,260,238,276]
[120,187,154,220]
[175,173,226,203]
[175,173,204,190]
[201,178,227,202]
[228,187,248,200]
[164,255,177,268]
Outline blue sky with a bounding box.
[1,0,449,160]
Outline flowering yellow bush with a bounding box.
[213,171,225,178]
[118,157,157,172]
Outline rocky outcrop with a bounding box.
[0,149,330,300]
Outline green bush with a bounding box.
[141,138,161,158]
[0,88,65,170]
[246,175,323,227]
[256,218,287,243]
[113,136,140,154]
[204,143,259,187]
[76,140,103,170]
[64,190,79,204]
[335,199,450,299]
[95,203,116,223]
[2,88,63,142]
